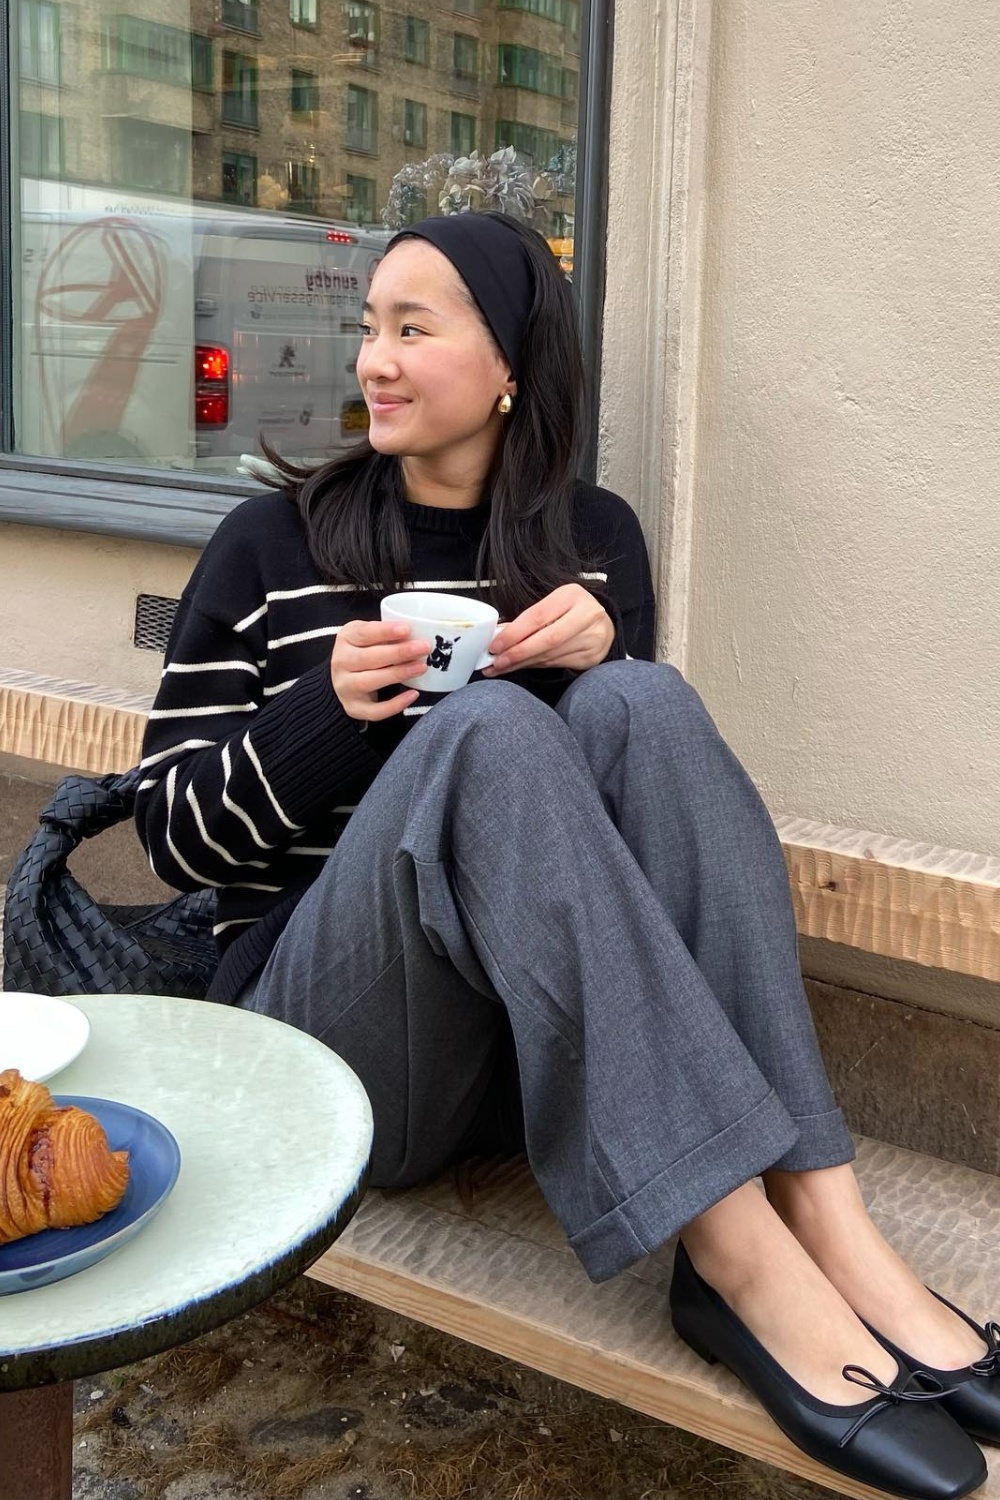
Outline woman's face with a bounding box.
[357,239,515,470]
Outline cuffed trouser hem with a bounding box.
[768,1104,856,1174]
[568,1089,800,1283]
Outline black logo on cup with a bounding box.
[427,635,460,671]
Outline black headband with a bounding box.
[386,213,535,385]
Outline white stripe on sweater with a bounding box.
[287,845,334,856]
[162,766,217,886]
[139,738,215,770]
[213,917,257,935]
[267,626,340,651]
[243,732,301,831]
[162,660,260,677]
[262,677,300,697]
[148,703,256,719]
[185,782,269,870]
[221,742,276,851]
[233,601,269,633]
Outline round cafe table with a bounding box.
[0,993,373,1500]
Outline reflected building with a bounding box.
[18,0,578,238]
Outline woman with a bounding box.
[137,212,999,1498]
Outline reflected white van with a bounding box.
[18,179,387,473]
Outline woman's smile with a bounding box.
[368,391,410,415]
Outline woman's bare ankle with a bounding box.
[761,1166,986,1370]
[679,1187,899,1402]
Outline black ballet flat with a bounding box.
[669,1243,987,1500]
[868,1291,1000,1446]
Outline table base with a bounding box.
[0,1383,73,1500]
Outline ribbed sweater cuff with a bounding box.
[602,598,628,661]
[248,664,383,826]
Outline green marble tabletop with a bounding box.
[0,993,373,1390]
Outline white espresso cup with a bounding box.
[380,591,500,692]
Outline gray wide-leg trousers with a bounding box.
[244,661,854,1282]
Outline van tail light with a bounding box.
[195,344,230,427]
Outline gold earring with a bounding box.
[497,393,513,416]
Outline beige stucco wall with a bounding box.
[0,522,198,694]
[688,0,1000,851]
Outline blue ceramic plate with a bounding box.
[0,1097,181,1295]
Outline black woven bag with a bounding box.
[3,768,218,999]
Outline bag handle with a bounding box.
[37,768,143,846]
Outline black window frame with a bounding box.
[290,65,320,115]
[0,0,613,544]
[402,13,430,64]
[402,96,427,148]
[221,149,257,204]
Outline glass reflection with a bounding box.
[14,0,580,474]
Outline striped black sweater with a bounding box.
[135,481,656,1002]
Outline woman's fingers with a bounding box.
[331,619,430,719]
[485,585,614,673]
[357,688,421,721]
[489,588,575,656]
[338,639,431,674]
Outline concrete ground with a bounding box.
[69,1274,846,1500]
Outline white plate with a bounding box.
[0,993,91,1082]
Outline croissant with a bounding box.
[0,1068,130,1246]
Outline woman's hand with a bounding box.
[331,620,431,720]
[482,583,616,676]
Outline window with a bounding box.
[191,35,213,91]
[221,0,259,35]
[19,111,63,177]
[5,0,599,504]
[222,150,257,204]
[499,0,567,18]
[345,172,375,224]
[403,98,427,148]
[500,0,579,27]
[403,14,429,64]
[20,0,61,84]
[290,68,319,115]
[346,1,379,62]
[103,17,196,87]
[113,118,190,194]
[288,160,320,211]
[450,111,475,156]
[222,51,258,128]
[497,42,575,99]
[496,119,563,165]
[452,34,479,85]
[346,84,377,152]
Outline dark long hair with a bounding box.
[261,213,586,621]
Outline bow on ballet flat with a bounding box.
[839,1364,949,1447]
[969,1321,1000,1378]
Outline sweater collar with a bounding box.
[400,496,491,537]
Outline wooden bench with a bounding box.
[4,665,1000,1498]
